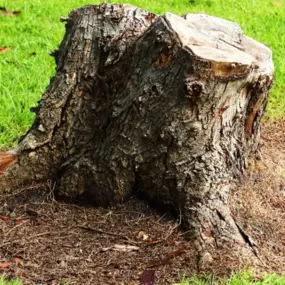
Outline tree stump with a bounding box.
[0,4,274,258]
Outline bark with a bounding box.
[0,4,274,254]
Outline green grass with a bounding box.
[0,275,21,285]
[176,271,285,284]
[1,272,285,285]
[0,0,284,149]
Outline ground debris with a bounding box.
[1,122,285,283]
[0,190,196,284]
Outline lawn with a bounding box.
[0,0,284,149]
[0,0,285,284]
[0,275,21,285]
[177,272,285,284]
[1,271,285,285]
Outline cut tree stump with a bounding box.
[0,4,274,265]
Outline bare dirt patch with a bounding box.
[0,121,285,284]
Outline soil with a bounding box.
[0,121,285,285]
[0,188,198,285]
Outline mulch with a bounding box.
[0,188,198,285]
[1,120,285,284]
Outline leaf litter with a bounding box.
[0,121,285,284]
[0,187,196,284]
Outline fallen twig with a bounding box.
[77,225,138,245]
[147,246,188,268]
[0,231,52,248]
[145,210,182,247]
[5,219,28,237]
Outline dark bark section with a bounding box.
[0,4,274,252]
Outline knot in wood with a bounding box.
[185,81,203,99]
[155,31,164,43]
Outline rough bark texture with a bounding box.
[0,4,274,255]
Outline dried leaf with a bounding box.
[139,269,155,285]
[102,244,140,252]
[113,244,139,251]
[0,46,9,54]
[0,215,11,222]
[15,217,24,225]
[13,257,24,266]
[147,246,187,268]
[0,261,12,270]
[137,231,149,241]
[0,151,17,175]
